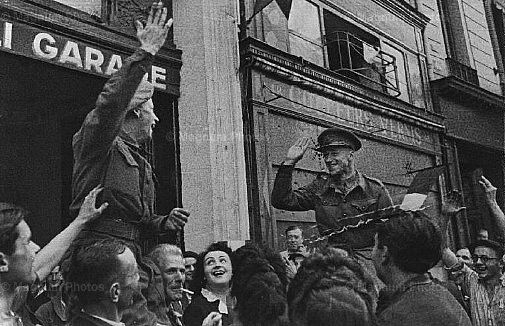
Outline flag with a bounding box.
[400,165,446,211]
[407,165,446,194]
[249,0,293,22]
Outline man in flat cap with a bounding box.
[69,3,188,325]
[271,127,393,252]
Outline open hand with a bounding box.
[135,2,173,55]
[441,190,466,216]
[284,137,312,165]
[75,185,108,224]
[479,176,497,204]
[284,257,298,279]
[163,207,190,231]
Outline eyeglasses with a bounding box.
[471,255,499,263]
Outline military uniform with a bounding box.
[271,165,392,248]
[69,48,170,326]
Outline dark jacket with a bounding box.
[271,165,393,248]
[183,293,231,326]
[377,274,472,326]
[70,48,166,242]
[68,311,118,326]
[34,293,68,326]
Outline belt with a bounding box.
[84,218,142,242]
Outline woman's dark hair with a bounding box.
[287,250,376,326]
[231,244,288,326]
[0,203,26,255]
[376,210,442,274]
[189,241,233,293]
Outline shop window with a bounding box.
[323,9,400,96]
[288,0,324,66]
[53,0,103,17]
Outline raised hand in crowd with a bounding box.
[439,190,466,239]
[202,312,222,326]
[283,256,298,280]
[479,175,498,204]
[479,176,505,240]
[34,186,107,282]
[284,137,312,165]
[135,1,173,55]
[74,185,109,225]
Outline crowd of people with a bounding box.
[0,2,504,325]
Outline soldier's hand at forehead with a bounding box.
[284,137,312,165]
[163,207,190,231]
[135,1,173,56]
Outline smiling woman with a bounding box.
[183,242,233,326]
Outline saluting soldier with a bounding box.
[271,127,393,254]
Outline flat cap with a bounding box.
[316,127,362,152]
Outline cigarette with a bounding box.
[182,288,194,295]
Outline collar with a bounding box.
[328,171,364,194]
[481,273,505,287]
[88,314,125,326]
[83,310,125,326]
[201,288,228,314]
[119,131,140,149]
[379,273,431,304]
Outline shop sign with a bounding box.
[256,76,438,151]
[0,20,168,91]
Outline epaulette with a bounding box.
[362,174,387,187]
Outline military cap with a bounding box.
[316,127,362,152]
[126,74,154,111]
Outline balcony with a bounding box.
[446,58,479,86]
[325,31,400,97]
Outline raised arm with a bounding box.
[479,176,505,241]
[33,186,108,281]
[271,137,317,211]
[439,191,466,269]
[77,2,172,157]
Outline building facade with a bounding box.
[420,0,505,245]
[239,0,447,250]
[2,0,502,252]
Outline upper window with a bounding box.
[53,0,102,17]
[288,0,324,66]
[323,9,399,96]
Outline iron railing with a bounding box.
[325,31,400,97]
[446,57,480,86]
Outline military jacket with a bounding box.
[271,164,393,248]
[70,49,164,235]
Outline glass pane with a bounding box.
[53,0,102,17]
[288,0,321,44]
[406,53,426,108]
[289,34,324,66]
[381,43,408,102]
